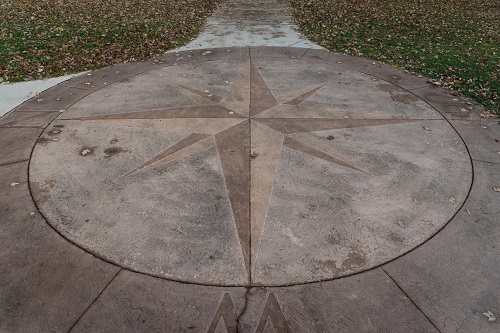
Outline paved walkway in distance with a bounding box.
[175,0,321,50]
[0,0,320,116]
[1,0,499,332]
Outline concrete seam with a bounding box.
[0,159,29,167]
[300,48,312,60]
[59,84,95,91]
[407,84,436,91]
[190,50,200,61]
[4,110,60,113]
[287,40,302,48]
[382,267,443,333]
[248,55,253,287]
[471,158,500,166]
[0,125,43,129]
[67,268,122,333]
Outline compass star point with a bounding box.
[75,59,431,281]
[176,84,223,105]
[282,83,326,106]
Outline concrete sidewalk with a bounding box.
[1,0,499,332]
[0,73,85,116]
[0,0,320,117]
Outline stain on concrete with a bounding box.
[37,137,54,145]
[385,233,405,247]
[47,129,62,136]
[313,245,366,275]
[377,84,401,93]
[378,83,419,104]
[313,259,338,274]
[339,246,367,273]
[391,94,419,104]
[104,147,127,159]
[306,203,317,211]
[30,179,56,204]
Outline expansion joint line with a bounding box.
[248,56,253,287]
[67,268,122,332]
[381,267,442,333]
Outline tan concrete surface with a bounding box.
[0,43,498,333]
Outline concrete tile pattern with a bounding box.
[29,53,471,287]
[0,162,120,333]
[385,160,500,332]
[1,47,498,332]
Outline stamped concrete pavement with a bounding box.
[1,1,499,333]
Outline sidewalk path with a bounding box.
[1,0,499,332]
[0,0,320,116]
[175,0,321,50]
[0,73,85,116]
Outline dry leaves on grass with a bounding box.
[0,0,224,81]
[289,0,500,114]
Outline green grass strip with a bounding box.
[289,0,499,114]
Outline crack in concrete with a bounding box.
[237,287,253,332]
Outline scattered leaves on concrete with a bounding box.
[289,0,499,114]
[482,310,496,321]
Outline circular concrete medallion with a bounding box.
[29,51,472,286]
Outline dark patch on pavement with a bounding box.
[104,147,127,159]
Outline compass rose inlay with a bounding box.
[29,56,472,286]
[70,61,423,276]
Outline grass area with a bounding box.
[0,0,223,82]
[289,0,499,113]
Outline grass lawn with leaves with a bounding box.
[0,0,222,82]
[290,0,499,113]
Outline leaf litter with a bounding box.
[0,0,223,81]
[289,0,500,114]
